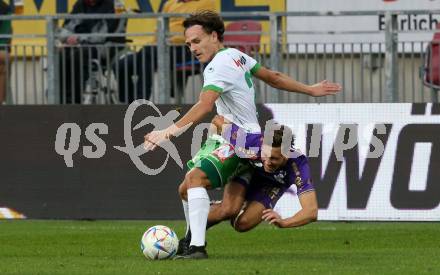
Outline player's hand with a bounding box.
[211,115,225,134]
[262,209,285,228]
[308,80,342,97]
[144,125,179,151]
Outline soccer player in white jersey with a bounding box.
[144,11,341,259]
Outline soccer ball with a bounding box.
[140,225,179,260]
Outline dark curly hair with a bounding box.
[263,124,295,155]
[183,10,225,42]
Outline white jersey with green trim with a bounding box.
[202,48,261,133]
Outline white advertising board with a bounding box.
[286,0,440,52]
[269,103,440,221]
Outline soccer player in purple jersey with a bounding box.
[177,125,317,250]
[228,125,317,232]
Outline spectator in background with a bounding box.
[116,0,216,103]
[0,0,11,104]
[58,0,125,104]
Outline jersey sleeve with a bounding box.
[291,156,315,196]
[242,52,261,75]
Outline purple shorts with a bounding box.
[222,123,262,159]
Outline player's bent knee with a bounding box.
[184,172,201,188]
[185,169,208,189]
[233,217,253,233]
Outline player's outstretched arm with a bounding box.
[262,191,318,228]
[144,90,219,150]
[254,66,342,97]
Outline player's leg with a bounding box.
[207,180,247,229]
[232,201,266,232]
[185,168,210,243]
[176,183,243,260]
[178,180,188,201]
[174,167,213,259]
[185,155,249,249]
[175,136,218,257]
[232,182,285,232]
[176,178,246,256]
[176,179,192,255]
[176,135,244,259]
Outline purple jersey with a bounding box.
[235,150,315,209]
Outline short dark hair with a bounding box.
[183,10,225,42]
[263,124,295,154]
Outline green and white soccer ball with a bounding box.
[140,225,179,260]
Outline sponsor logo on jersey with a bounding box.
[291,162,303,188]
[213,144,235,162]
[233,56,247,70]
[295,176,303,189]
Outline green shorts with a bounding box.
[187,134,250,189]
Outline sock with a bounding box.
[187,187,210,247]
[182,200,190,238]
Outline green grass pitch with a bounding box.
[0,220,439,274]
